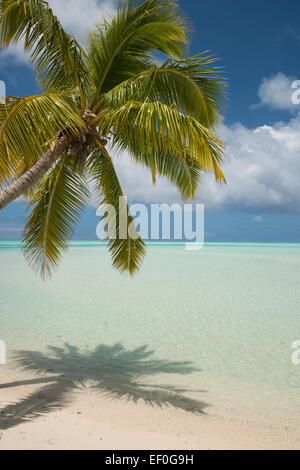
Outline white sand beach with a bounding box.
[0,368,299,450]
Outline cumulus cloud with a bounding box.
[111,114,300,215]
[200,116,300,214]
[253,72,299,112]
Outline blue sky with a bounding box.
[185,0,300,126]
[1,0,300,242]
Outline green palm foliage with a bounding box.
[23,158,89,279]
[0,0,227,278]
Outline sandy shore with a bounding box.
[0,368,299,450]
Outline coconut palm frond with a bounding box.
[89,148,146,275]
[98,99,225,183]
[0,93,84,171]
[104,54,226,128]
[23,159,89,279]
[87,0,189,101]
[0,0,87,93]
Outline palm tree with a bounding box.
[0,0,227,278]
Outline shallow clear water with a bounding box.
[1,243,300,426]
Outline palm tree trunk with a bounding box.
[0,136,70,211]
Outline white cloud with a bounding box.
[252,216,263,223]
[194,116,300,214]
[48,0,116,43]
[110,114,300,215]
[0,42,30,67]
[253,72,299,112]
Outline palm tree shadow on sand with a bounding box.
[0,343,209,430]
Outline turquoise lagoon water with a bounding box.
[0,243,300,426]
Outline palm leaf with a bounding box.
[0,0,87,93]
[89,147,146,275]
[0,93,84,173]
[87,0,189,102]
[23,159,89,279]
[98,99,226,183]
[104,53,227,128]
